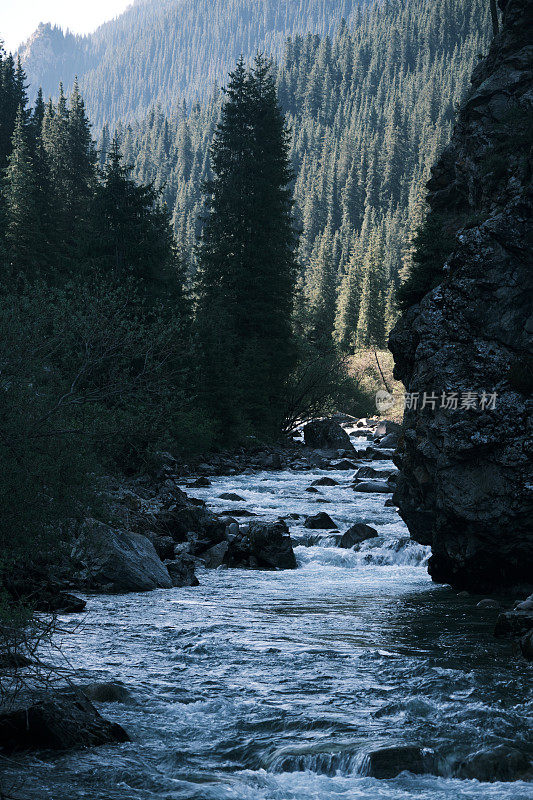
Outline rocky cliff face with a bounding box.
[389,0,533,592]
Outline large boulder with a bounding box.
[247,521,297,570]
[226,521,297,570]
[388,0,533,591]
[454,745,531,782]
[0,692,130,752]
[72,520,172,593]
[340,523,378,549]
[303,419,354,451]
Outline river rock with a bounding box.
[364,745,437,778]
[219,493,245,502]
[226,521,297,570]
[304,512,337,529]
[72,520,172,593]
[494,593,533,637]
[476,598,500,609]
[376,432,399,449]
[353,481,392,494]
[312,477,339,486]
[454,745,531,782]
[33,591,87,614]
[520,630,533,661]
[330,460,357,471]
[354,466,380,480]
[166,555,199,587]
[303,419,354,452]
[306,486,320,493]
[248,521,297,570]
[340,524,378,549]
[202,541,229,569]
[0,692,130,752]
[388,0,533,591]
[189,477,211,487]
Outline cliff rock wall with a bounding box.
[389,0,533,591]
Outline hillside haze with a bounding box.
[19,0,365,126]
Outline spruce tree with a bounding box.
[355,233,386,348]
[94,135,184,301]
[195,55,297,438]
[3,107,41,275]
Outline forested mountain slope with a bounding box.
[119,0,490,349]
[19,0,365,127]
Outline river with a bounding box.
[6,439,533,799]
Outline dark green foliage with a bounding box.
[0,59,206,638]
[93,136,185,301]
[3,107,41,274]
[397,214,456,310]
[195,57,297,440]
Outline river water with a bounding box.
[7,442,533,799]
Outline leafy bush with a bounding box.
[281,339,371,432]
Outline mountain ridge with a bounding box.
[18,0,366,127]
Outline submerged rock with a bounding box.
[454,745,532,782]
[79,682,132,704]
[389,0,533,591]
[218,493,245,502]
[303,419,354,452]
[0,692,130,752]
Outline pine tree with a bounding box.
[94,135,184,301]
[355,233,386,348]
[3,107,41,275]
[195,55,297,438]
[304,226,337,346]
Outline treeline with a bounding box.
[118,0,490,351]
[20,0,365,127]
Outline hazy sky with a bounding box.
[0,0,134,53]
